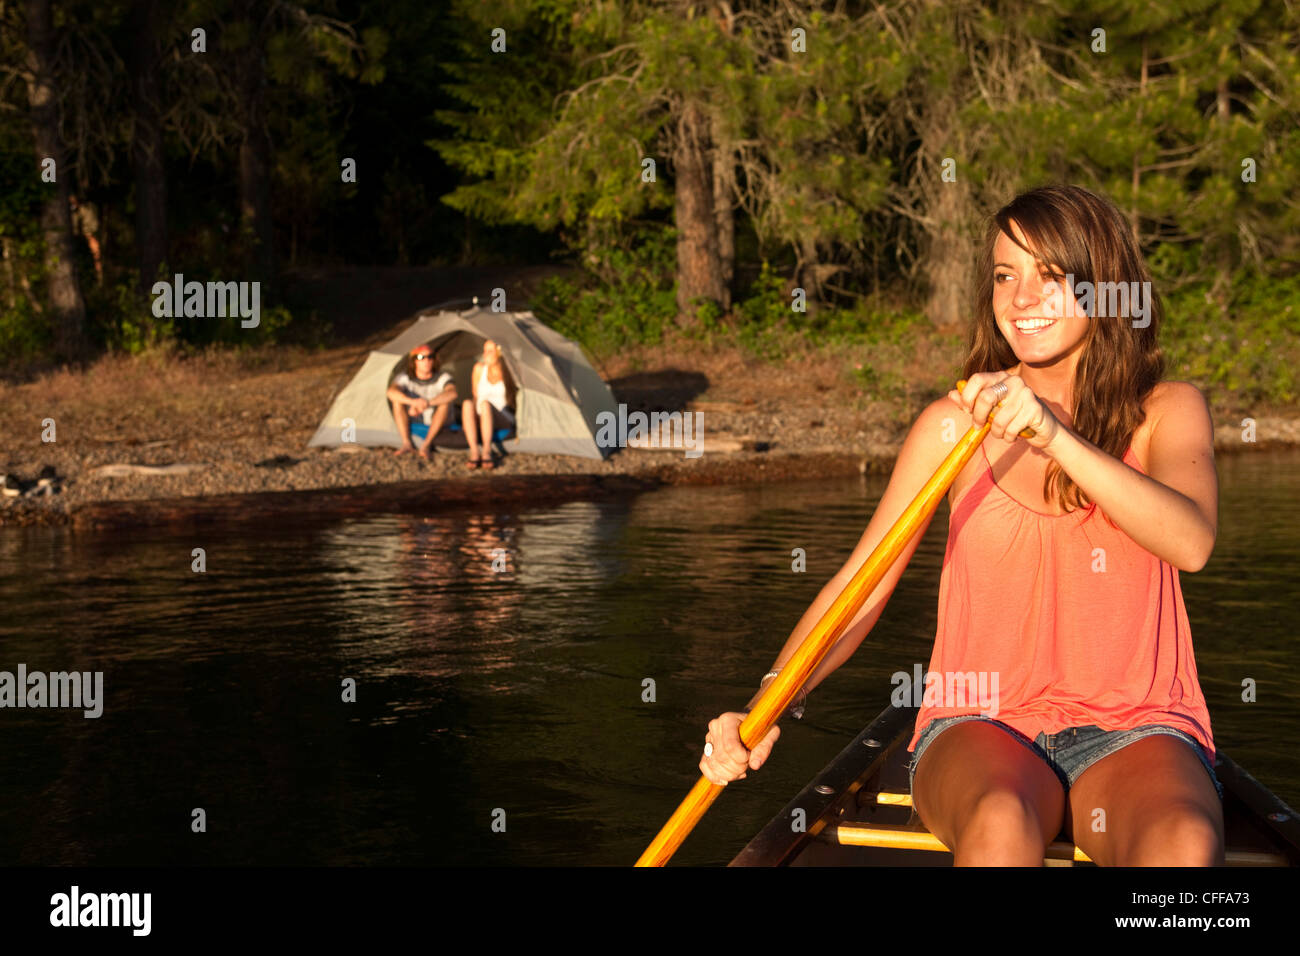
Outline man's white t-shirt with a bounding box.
[393,372,452,424]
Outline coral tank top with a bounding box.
[906,443,1215,762]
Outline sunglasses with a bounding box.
[413,353,433,361]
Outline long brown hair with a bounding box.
[405,346,441,379]
[962,184,1165,515]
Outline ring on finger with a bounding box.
[704,742,714,757]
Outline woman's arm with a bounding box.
[743,395,959,709]
[1045,382,1217,572]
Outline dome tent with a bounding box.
[307,305,618,459]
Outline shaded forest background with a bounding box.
[1,0,1298,405]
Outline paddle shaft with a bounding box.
[634,380,1031,867]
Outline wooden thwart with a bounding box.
[820,822,1091,862]
[819,822,1289,866]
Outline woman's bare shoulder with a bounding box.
[916,390,973,433]
[1147,378,1205,404]
[898,393,972,467]
[1142,380,1210,430]
[1132,380,1211,464]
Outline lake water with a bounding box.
[2,449,1298,865]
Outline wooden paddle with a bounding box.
[635,379,1034,867]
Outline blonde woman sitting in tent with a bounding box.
[462,339,516,469]
[388,345,457,459]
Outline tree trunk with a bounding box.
[235,0,277,299]
[924,179,975,327]
[673,100,726,322]
[1129,40,1148,246]
[24,0,89,361]
[919,95,974,328]
[1210,74,1233,305]
[2,237,18,310]
[131,0,168,299]
[712,144,734,313]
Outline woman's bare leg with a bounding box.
[461,399,482,463]
[912,721,1066,866]
[479,403,496,466]
[1066,736,1223,866]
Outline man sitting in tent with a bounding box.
[387,345,456,458]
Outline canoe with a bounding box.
[731,697,1300,866]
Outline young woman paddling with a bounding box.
[700,184,1223,866]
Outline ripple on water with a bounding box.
[0,454,1298,864]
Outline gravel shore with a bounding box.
[0,344,903,528]
[5,331,1298,530]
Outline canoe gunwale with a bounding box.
[728,701,917,867]
[1211,751,1300,861]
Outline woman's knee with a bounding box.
[965,786,1054,834]
[930,786,1052,864]
[1114,802,1223,866]
[917,776,1056,850]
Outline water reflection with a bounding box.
[0,450,1296,865]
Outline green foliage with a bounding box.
[721,262,956,374]
[80,278,172,355]
[79,276,310,354]
[850,362,908,399]
[112,315,169,355]
[242,303,295,346]
[0,0,1297,426]
[1162,272,1300,407]
[0,126,48,364]
[732,260,789,331]
[691,298,726,333]
[1147,243,1201,285]
[530,224,676,356]
[0,300,51,363]
[181,299,298,348]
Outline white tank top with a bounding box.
[476,362,509,412]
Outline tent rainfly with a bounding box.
[307,306,619,459]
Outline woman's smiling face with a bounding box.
[992,220,1089,369]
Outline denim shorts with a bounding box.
[907,715,1224,801]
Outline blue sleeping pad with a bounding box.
[409,420,512,445]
